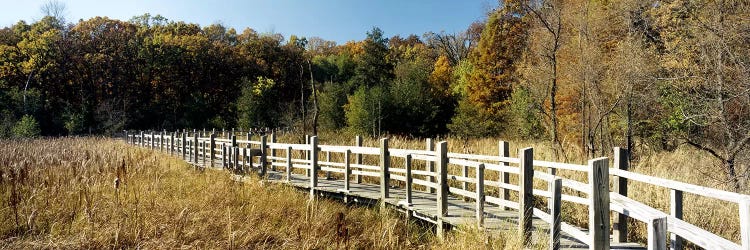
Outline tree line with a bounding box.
[1,1,748,189]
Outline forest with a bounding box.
[0,0,749,190]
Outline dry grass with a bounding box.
[280,130,747,247]
[0,137,534,249]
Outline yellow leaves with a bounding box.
[429,55,452,98]
[251,77,275,96]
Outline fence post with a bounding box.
[380,138,390,204]
[260,135,267,176]
[476,163,485,228]
[170,131,175,155]
[462,162,469,201]
[589,157,610,250]
[670,189,683,250]
[614,147,629,243]
[427,138,435,193]
[270,132,276,171]
[286,146,292,181]
[150,131,155,150]
[193,131,199,164]
[309,136,318,200]
[306,135,311,177]
[436,141,448,240]
[345,150,352,192]
[405,154,412,206]
[210,133,215,167]
[740,199,750,250]
[139,131,143,147]
[181,131,186,160]
[355,136,363,183]
[551,177,562,250]
[326,151,332,180]
[649,217,668,250]
[233,146,239,173]
[499,141,510,210]
[519,147,534,245]
[160,131,165,152]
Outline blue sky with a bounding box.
[0,0,496,44]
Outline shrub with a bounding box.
[11,114,40,138]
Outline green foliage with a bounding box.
[237,76,277,129]
[11,114,40,138]
[509,88,543,139]
[344,85,387,136]
[63,108,86,135]
[352,27,392,89]
[318,81,349,130]
[448,99,502,139]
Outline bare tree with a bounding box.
[40,0,67,23]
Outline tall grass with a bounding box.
[0,137,533,249]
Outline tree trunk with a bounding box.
[726,158,741,192]
[308,60,319,136]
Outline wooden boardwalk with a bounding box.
[127,130,750,250]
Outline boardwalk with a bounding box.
[127,130,750,250]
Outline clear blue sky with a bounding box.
[0,0,496,44]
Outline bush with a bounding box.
[448,98,502,139]
[509,87,544,139]
[318,81,349,130]
[12,114,41,138]
[344,85,387,136]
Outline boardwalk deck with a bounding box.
[127,131,750,250]
[184,153,643,250]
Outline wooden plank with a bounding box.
[210,134,215,166]
[589,157,610,250]
[260,135,267,176]
[519,147,533,245]
[668,216,739,250]
[609,168,750,203]
[405,154,412,206]
[476,163,484,228]
[310,136,318,200]
[436,141,448,240]
[534,160,589,172]
[356,136,363,183]
[344,150,351,191]
[286,146,292,181]
[181,132,186,159]
[741,199,750,250]
[380,138,390,201]
[648,217,667,250]
[427,138,435,193]
[551,177,562,250]
[614,147,629,243]
[670,189,683,250]
[270,133,276,171]
[499,141,510,211]
[412,178,439,189]
[193,132,199,164]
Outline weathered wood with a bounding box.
[150,131,155,150]
[609,168,749,203]
[355,136,363,183]
[270,133,276,171]
[210,134,215,166]
[476,163,485,228]
[181,132,186,159]
[462,163,469,201]
[286,146,292,181]
[551,177,562,250]
[436,141,448,240]
[741,199,750,250]
[233,146,239,172]
[325,151,332,179]
[193,132,199,164]
[344,149,351,191]
[670,189,683,250]
[310,136,318,199]
[589,157,610,250]
[498,141,510,210]
[519,147,534,245]
[380,138,390,202]
[405,154,413,206]
[171,132,176,155]
[427,138,435,193]
[260,135,267,176]
[614,147,629,243]
[648,217,667,250]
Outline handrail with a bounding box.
[123,129,750,250]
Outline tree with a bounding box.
[650,0,750,190]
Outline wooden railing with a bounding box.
[125,130,750,250]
